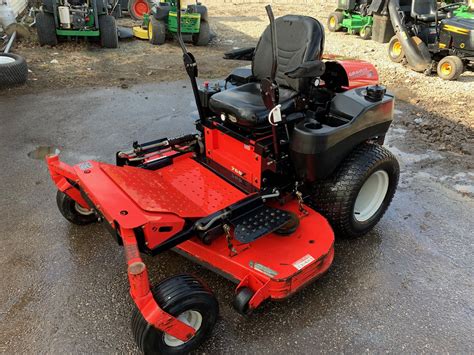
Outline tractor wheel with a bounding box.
[437,56,464,81]
[309,143,399,239]
[359,26,372,40]
[388,36,405,63]
[327,12,344,32]
[187,4,208,21]
[233,287,254,316]
[192,20,210,46]
[131,274,218,354]
[99,15,118,48]
[149,17,166,45]
[128,0,151,20]
[0,54,28,88]
[42,0,54,12]
[36,11,58,46]
[56,190,98,225]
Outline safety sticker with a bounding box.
[250,261,278,277]
[292,254,315,270]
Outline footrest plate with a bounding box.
[232,206,293,243]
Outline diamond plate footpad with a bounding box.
[232,206,293,243]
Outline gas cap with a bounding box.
[365,85,386,102]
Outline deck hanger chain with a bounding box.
[295,184,309,216]
[223,224,238,256]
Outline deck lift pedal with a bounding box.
[46,2,399,353]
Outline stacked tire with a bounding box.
[0,53,28,88]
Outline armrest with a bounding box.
[223,47,255,61]
[285,60,326,79]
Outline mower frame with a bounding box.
[45,3,399,352]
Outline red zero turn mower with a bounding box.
[46,4,399,354]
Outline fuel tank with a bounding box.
[290,86,394,181]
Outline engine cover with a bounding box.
[440,17,474,55]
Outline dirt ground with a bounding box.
[3,3,474,157]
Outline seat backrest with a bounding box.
[411,0,437,18]
[252,15,325,93]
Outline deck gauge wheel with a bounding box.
[233,287,255,316]
[56,190,98,225]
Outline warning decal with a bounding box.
[292,254,315,270]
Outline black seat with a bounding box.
[411,0,446,22]
[209,15,325,128]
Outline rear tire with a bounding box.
[36,11,58,46]
[149,17,166,45]
[437,56,464,81]
[131,274,218,354]
[187,4,208,21]
[388,35,404,63]
[56,190,97,225]
[309,143,399,239]
[99,15,118,48]
[327,11,344,32]
[192,20,210,46]
[128,0,151,20]
[0,53,28,88]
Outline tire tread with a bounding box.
[308,143,399,239]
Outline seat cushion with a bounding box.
[209,82,297,127]
[252,15,325,93]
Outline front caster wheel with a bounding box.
[309,143,399,239]
[233,287,254,316]
[131,274,218,354]
[56,190,97,225]
[388,35,405,63]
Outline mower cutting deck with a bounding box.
[46,3,399,354]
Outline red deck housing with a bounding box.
[46,152,334,339]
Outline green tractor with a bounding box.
[439,0,474,18]
[35,0,119,48]
[328,0,374,40]
[133,0,210,46]
[452,0,474,19]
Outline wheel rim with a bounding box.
[0,56,15,65]
[74,202,94,216]
[133,0,150,17]
[391,42,402,57]
[330,17,336,28]
[163,310,202,347]
[354,170,389,222]
[148,21,153,39]
[361,28,366,36]
[440,62,452,76]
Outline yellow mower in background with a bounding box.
[133,0,210,45]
